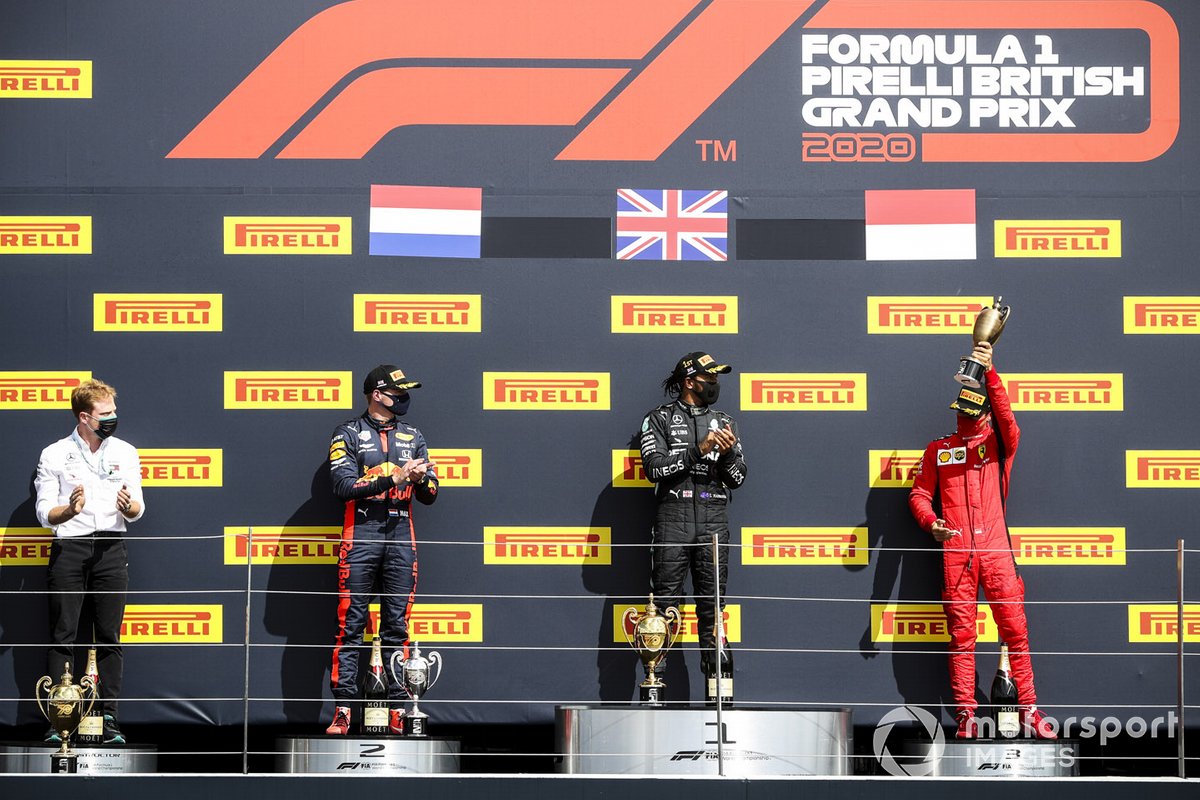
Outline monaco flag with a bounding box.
[369,185,482,258]
[864,189,976,261]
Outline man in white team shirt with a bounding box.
[34,378,144,744]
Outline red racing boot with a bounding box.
[325,705,352,735]
[956,709,983,739]
[1022,706,1057,739]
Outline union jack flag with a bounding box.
[616,189,728,261]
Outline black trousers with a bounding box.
[47,533,128,715]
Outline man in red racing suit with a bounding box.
[908,342,1054,739]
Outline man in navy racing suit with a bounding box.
[326,365,438,735]
[639,352,747,696]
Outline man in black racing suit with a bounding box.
[325,364,438,735]
[639,352,747,695]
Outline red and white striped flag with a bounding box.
[864,189,976,261]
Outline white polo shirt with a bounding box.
[34,429,146,538]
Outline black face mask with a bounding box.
[379,392,411,417]
[88,413,119,439]
[692,379,720,407]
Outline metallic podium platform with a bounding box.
[898,738,1082,777]
[555,705,851,775]
[0,741,158,773]
[275,735,461,774]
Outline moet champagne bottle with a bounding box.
[76,648,104,744]
[361,635,389,735]
[990,643,1019,739]
[703,626,734,706]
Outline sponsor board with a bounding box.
[994,220,1121,257]
[741,373,867,411]
[120,605,223,642]
[427,449,481,487]
[0,371,91,410]
[1004,374,1123,411]
[224,371,352,409]
[1127,605,1200,643]
[354,294,481,332]
[223,527,340,564]
[94,294,223,332]
[611,449,651,488]
[483,372,610,410]
[223,216,351,254]
[0,60,92,98]
[484,527,611,565]
[613,604,741,644]
[0,216,91,254]
[1124,297,1200,334]
[611,296,738,334]
[1126,451,1200,488]
[741,527,867,565]
[1009,527,1126,565]
[365,604,483,642]
[867,297,991,334]
[140,450,223,487]
[0,528,54,565]
[871,603,998,643]
[869,449,923,488]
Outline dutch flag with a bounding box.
[369,185,482,258]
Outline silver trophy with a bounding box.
[389,642,442,737]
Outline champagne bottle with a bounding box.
[361,635,389,735]
[703,626,734,706]
[990,643,1019,739]
[77,648,104,744]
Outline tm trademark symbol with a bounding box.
[696,139,737,162]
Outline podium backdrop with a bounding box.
[0,0,1196,730]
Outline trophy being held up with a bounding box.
[954,297,1010,389]
[390,642,443,738]
[35,662,96,773]
[623,594,682,706]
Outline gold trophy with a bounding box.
[954,297,1010,388]
[36,662,96,773]
[622,594,682,706]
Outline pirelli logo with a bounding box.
[484,527,611,565]
[223,527,340,564]
[611,450,651,488]
[1009,527,1126,566]
[483,372,610,411]
[741,373,866,411]
[0,371,91,410]
[224,371,352,409]
[871,603,998,643]
[614,604,741,644]
[0,216,91,254]
[1124,297,1200,334]
[994,220,1121,258]
[1127,451,1200,488]
[0,61,91,98]
[223,216,351,254]
[869,449,923,488]
[365,604,483,642]
[1128,605,1200,643]
[120,605,223,643]
[140,449,223,487]
[867,297,991,335]
[611,296,738,334]
[94,294,222,332]
[1004,374,1124,411]
[354,294,481,332]
[427,449,481,487]
[0,528,54,565]
[741,527,867,566]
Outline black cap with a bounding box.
[363,364,422,394]
[950,385,991,417]
[675,351,732,378]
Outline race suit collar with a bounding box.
[675,398,709,417]
[361,411,396,431]
[956,413,990,441]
